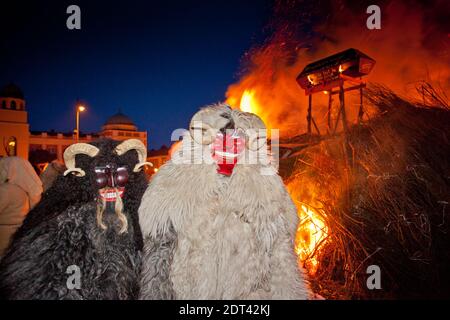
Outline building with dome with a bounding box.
[0,83,151,165]
[101,111,147,144]
[28,110,147,162]
[1,83,26,110]
[0,83,30,158]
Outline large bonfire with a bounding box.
[225,0,450,299]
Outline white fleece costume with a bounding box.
[138,104,311,299]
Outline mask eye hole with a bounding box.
[95,165,129,188]
[94,168,108,189]
[115,167,129,187]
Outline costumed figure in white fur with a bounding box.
[138,103,311,299]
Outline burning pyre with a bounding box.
[225,0,449,299]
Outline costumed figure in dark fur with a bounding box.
[0,138,151,300]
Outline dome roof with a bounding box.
[104,112,135,126]
[0,83,24,99]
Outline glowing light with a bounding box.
[307,75,315,85]
[338,64,344,73]
[78,105,86,112]
[239,89,259,114]
[295,204,329,275]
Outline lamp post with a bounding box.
[76,104,86,142]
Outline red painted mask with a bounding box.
[211,131,245,176]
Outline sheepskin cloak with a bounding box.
[0,139,147,300]
[139,134,311,299]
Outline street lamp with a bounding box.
[76,104,86,142]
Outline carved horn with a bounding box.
[115,139,153,172]
[189,108,217,145]
[242,112,267,151]
[63,143,100,177]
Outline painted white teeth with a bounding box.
[215,151,239,158]
[101,190,123,200]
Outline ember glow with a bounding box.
[295,204,329,275]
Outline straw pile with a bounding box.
[282,84,450,299]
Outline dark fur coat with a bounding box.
[0,139,147,300]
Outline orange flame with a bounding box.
[239,89,259,114]
[295,204,329,275]
[227,89,273,129]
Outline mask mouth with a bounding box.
[211,130,245,176]
[96,186,128,234]
[99,187,125,202]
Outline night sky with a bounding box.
[0,0,271,148]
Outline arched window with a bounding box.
[10,100,17,110]
[7,137,17,156]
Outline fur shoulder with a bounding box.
[227,164,299,236]
[138,160,218,237]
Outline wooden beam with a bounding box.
[329,83,366,96]
[339,81,348,134]
[307,94,312,135]
[333,102,342,134]
[358,82,364,124]
[312,117,321,136]
[327,93,332,133]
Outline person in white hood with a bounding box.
[0,157,43,257]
